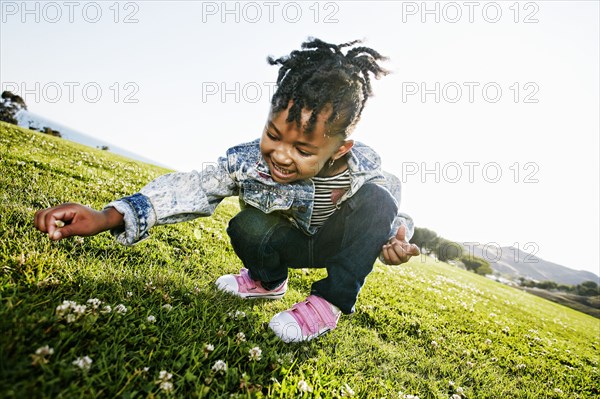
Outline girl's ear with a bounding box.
[334,140,354,160]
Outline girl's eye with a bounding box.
[266,131,279,141]
[297,148,313,157]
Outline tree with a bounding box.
[410,227,438,253]
[461,255,492,275]
[435,238,463,262]
[576,281,599,296]
[0,91,27,125]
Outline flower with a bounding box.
[212,360,227,374]
[158,370,173,380]
[162,304,173,312]
[516,363,526,370]
[115,304,127,314]
[155,370,174,392]
[30,345,54,366]
[145,281,155,292]
[235,332,246,343]
[73,304,87,316]
[228,310,246,319]
[35,345,54,356]
[160,381,174,393]
[456,387,464,395]
[143,367,150,373]
[451,395,461,399]
[484,339,492,345]
[203,343,214,359]
[101,305,112,314]
[431,340,438,348]
[126,291,133,298]
[340,383,355,397]
[72,356,93,371]
[147,315,156,323]
[248,346,262,361]
[297,380,312,393]
[87,298,102,309]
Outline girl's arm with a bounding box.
[106,156,238,245]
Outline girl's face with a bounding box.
[260,103,354,183]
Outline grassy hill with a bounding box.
[1,121,598,398]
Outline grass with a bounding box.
[0,121,599,398]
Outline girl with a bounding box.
[34,38,420,343]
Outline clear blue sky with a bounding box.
[1,1,598,276]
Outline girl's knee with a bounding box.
[353,183,398,215]
[227,207,284,246]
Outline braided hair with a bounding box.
[267,38,389,138]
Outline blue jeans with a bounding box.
[226,184,398,314]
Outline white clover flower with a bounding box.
[554,388,563,394]
[235,332,246,343]
[162,304,173,312]
[87,298,102,309]
[203,343,214,358]
[502,326,510,333]
[448,381,455,387]
[145,281,155,292]
[126,291,133,298]
[35,345,54,356]
[516,363,526,370]
[160,381,174,392]
[248,346,262,361]
[73,304,87,316]
[228,310,246,319]
[456,387,464,395]
[54,220,65,228]
[431,340,438,348]
[212,360,227,374]
[485,339,492,345]
[158,370,173,380]
[65,314,77,324]
[72,356,93,371]
[147,315,156,323]
[466,361,475,368]
[451,394,461,399]
[115,304,127,314]
[340,383,355,397]
[101,305,112,314]
[297,380,312,393]
[143,367,150,373]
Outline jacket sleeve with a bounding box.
[105,156,238,245]
[381,170,415,248]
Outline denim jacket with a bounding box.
[106,139,414,246]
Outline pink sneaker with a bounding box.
[215,268,287,299]
[269,295,341,343]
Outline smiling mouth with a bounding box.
[270,160,295,178]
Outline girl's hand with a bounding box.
[34,203,124,241]
[381,225,421,265]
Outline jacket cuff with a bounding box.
[104,193,156,246]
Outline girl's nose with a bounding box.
[272,146,293,165]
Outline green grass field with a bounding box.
[1,122,598,398]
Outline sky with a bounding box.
[1,1,598,276]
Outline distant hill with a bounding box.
[463,243,599,285]
[15,110,169,168]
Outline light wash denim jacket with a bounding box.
[106,139,414,248]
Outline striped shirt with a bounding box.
[309,169,351,229]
